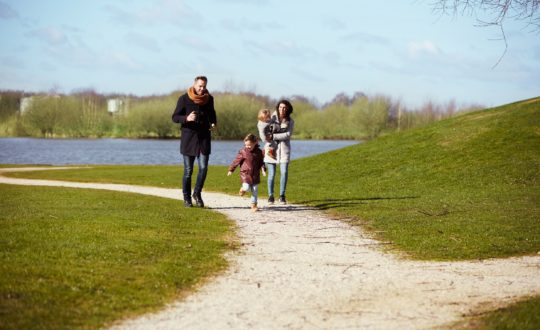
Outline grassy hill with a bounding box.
[2,97,538,329]
[4,97,539,261]
[287,97,540,260]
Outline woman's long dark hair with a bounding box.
[275,99,293,122]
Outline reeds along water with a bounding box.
[0,90,477,139]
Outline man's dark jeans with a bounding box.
[182,154,209,200]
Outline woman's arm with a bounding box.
[272,119,294,141]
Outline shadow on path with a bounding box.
[210,205,317,212]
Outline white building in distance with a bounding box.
[107,98,128,115]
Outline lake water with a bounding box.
[0,138,359,166]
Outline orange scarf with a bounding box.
[187,87,210,105]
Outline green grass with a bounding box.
[287,97,540,260]
[10,98,539,261]
[2,97,538,329]
[0,184,235,329]
[480,296,540,330]
[450,296,540,329]
[3,165,260,197]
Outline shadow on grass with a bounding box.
[210,205,317,212]
[264,205,318,212]
[298,196,419,210]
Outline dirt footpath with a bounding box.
[1,167,539,329]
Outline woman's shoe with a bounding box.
[251,203,258,212]
[268,196,275,204]
[279,196,287,205]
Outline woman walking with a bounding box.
[261,99,294,205]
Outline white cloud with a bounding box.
[1,55,24,67]
[218,0,270,4]
[219,17,276,33]
[0,1,18,19]
[407,40,440,57]
[291,66,326,82]
[27,26,69,46]
[323,17,347,31]
[103,0,202,28]
[178,36,216,52]
[343,31,390,46]
[105,51,143,71]
[124,32,161,52]
[244,39,318,61]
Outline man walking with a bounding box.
[172,76,217,207]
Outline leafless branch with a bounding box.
[430,0,539,67]
[491,24,509,68]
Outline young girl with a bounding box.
[227,133,266,212]
[257,109,280,163]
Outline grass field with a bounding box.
[2,97,539,328]
[288,97,540,260]
[10,97,539,261]
[0,184,235,329]
[450,296,540,329]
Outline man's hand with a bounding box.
[186,111,197,122]
[262,168,267,177]
[227,171,233,176]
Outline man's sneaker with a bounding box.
[268,196,275,205]
[184,199,193,207]
[192,193,204,208]
[279,196,287,205]
[239,188,246,197]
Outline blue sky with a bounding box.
[1,0,538,109]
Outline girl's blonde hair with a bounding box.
[257,108,271,121]
[244,133,258,143]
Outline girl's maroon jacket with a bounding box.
[228,144,266,185]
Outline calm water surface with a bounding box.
[0,138,359,166]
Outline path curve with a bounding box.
[1,167,539,329]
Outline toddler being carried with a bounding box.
[257,109,281,163]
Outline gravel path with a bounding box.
[1,167,539,329]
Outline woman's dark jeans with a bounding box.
[182,154,209,200]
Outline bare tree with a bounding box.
[431,0,540,67]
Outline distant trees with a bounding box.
[22,96,62,137]
[17,91,111,137]
[0,90,480,140]
[212,92,271,140]
[69,90,111,137]
[0,91,24,136]
[351,96,390,139]
[0,91,22,121]
[116,95,176,138]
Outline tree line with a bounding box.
[0,89,482,140]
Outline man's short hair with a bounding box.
[194,76,208,83]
